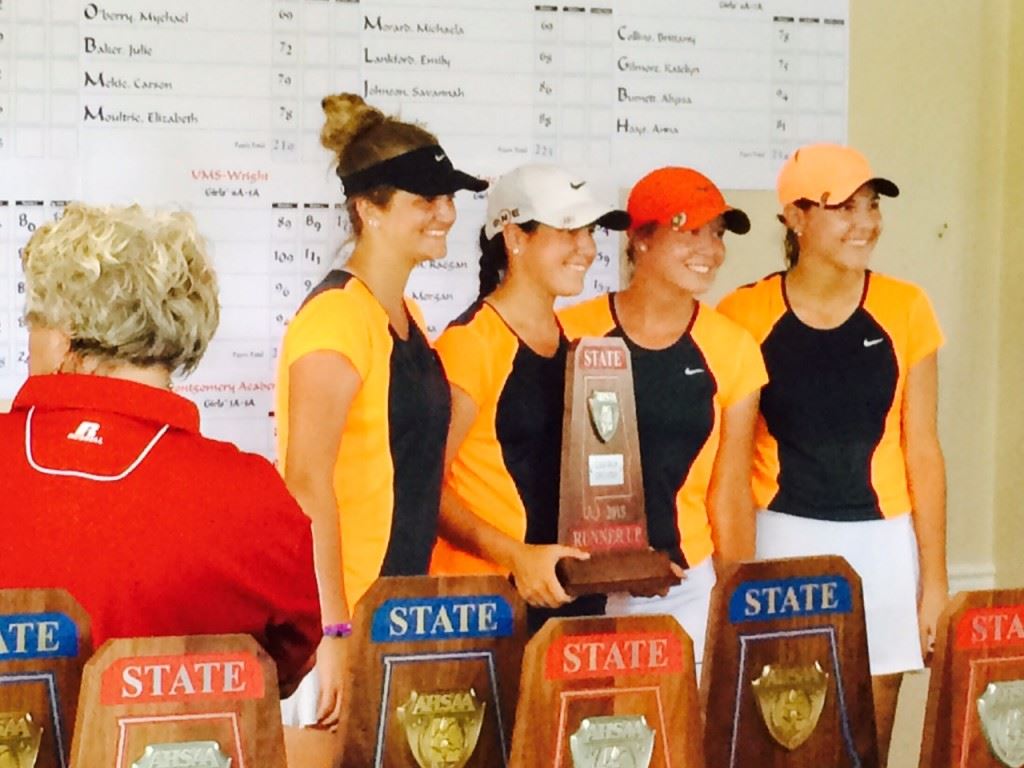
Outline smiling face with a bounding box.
[789,184,882,272]
[507,222,597,298]
[632,216,727,295]
[365,189,457,264]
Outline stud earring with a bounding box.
[368,219,380,228]
[512,247,520,255]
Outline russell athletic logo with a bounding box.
[67,421,103,445]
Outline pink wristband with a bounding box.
[323,622,353,638]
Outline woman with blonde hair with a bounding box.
[275,93,486,726]
[718,143,947,762]
[0,203,321,695]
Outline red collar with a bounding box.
[12,374,200,433]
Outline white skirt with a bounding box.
[755,509,923,676]
[605,556,716,674]
[280,666,320,727]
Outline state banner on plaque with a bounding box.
[70,634,286,768]
[510,614,703,768]
[919,589,1024,768]
[702,556,879,768]
[0,589,91,768]
[339,575,526,768]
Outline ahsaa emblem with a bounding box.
[588,391,620,443]
[977,680,1024,768]
[569,715,655,768]
[0,712,42,768]
[396,689,485,768]
[751,661,829,750]
[132,741,231,768]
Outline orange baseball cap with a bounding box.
[627,167,750,235]
[776,143,899,206]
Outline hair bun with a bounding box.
[320,93,386,158]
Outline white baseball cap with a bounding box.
[483,164,630,239]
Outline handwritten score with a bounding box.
[0,0,848,457]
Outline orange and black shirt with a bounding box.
[717,271,944,522]
[430,301,567,575]
[276,270,450,610]
[559,295,767,568]
[430,300,604,627]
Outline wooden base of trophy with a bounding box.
[339,575,526,768]
[0,589,91,768]
[510,614,704,767]
[71,634,286,768]
[557,549,679,598]
[703,556,879,768]
[919,589,1024,768]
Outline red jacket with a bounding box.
[0,374,320,687]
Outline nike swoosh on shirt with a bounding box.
[435,153,446,162]
[684,367,704,375]
[863,338,885,347]
[570,181,586,190]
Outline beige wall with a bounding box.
[709,1,1018,586]
[994,3,1024,586]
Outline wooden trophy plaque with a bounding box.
[702,556,878,768]
[0,589,91,768]
[339,575,527,767]
[70,634,286,767]
[556,337,678,597]
[919,589,1024,768]
[509,613,703,767]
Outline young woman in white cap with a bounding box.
[717,143,947,761]
[429,164,631,631]
[275,93,487,729]
[559,167,767,668]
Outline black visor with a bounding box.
[340,145,488,197]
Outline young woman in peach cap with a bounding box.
[560,167,767,669]
[718,143,947,761]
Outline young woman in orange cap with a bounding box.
[429,164,632,632]
[717,143,947,761]
[559,167,767,667]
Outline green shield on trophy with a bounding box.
[751,661,829,751]
[396,689,486,768]
[587,391,620,444]
[0,712,43,768]
[978,681,1024,768]
[569,715,655,768]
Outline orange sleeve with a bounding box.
[557,295,615,341]
[721,325,769,407]
[907,287,945,366]
[435,322,490,407]
[284,289,374,380]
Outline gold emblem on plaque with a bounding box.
[588,391,620,444]
[977,680,1024,768]
[569,715,655,768]
[396,689,486,768]
[0,712,42,768]
[131,741,232,768]
[751,661,829,750]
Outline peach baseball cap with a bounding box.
[627,167,750,235]
[776,143,899,206]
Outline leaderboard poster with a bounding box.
[0,0,848,457]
